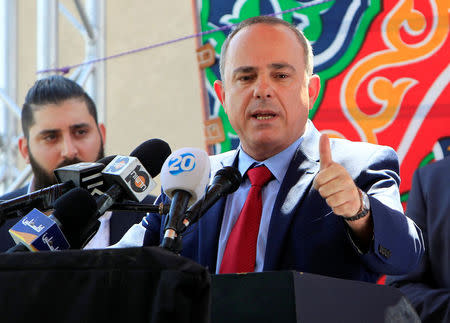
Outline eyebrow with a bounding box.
[37,129,60,138]
[270,62,296,71]
[232,62,296,78]
[70,123,91,131]
[232,66,256,77]
[37,123,91,137]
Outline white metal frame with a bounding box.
[0,0,105,195]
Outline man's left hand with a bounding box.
[313,134,361,218]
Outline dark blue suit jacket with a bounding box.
[143,122,423,282]
[0,185,152,252]
[0,186,29,252]
[386,157,450,323]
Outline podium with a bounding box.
[211,271,420,323]
[0,247,419,323]
[0,247,210,323]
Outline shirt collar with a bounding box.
[237,135,304,183]
[28,176,36,193]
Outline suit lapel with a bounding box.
[109,213,123,245]
[264,121,321,270]
[197,150,239,272]
[197,199,226,272]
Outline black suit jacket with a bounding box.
[386,157,450,323]
[0,186,154,251]
[109,195,155,245]
[0,186,29,252]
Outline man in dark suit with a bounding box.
[386,157,450,323]
[0,76,149,251]
[115,16,423,283]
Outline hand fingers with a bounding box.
[319,133,332,170]
[325,189,360,215]
[317,175,349,198]
[313,163,342,189]
[314,161,361,217]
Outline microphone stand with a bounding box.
[160,190,191,255]
[110,201,170,214]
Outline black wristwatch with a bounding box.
[345,189,370,221]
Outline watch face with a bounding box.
[362,192,370,211]
[345,191,370,221]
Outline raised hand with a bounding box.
[313,134,361,218]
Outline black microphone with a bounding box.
[52,187,99,249]
[181,166,242,233]
[0,156,115,225]
[0,182,75,224]
[78,139,172,245]
[54,155,117,196]
[7,187,98,252]
[109,201,170,214]
[95,155,118,166]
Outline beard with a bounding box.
[29,143,105,191]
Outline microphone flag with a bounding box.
[9,208,70,251]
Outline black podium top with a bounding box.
[211,271,420,323]
[0,247,210,323]
[0,248,420,323]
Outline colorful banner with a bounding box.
[193,0,450,208]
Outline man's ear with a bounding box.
[18,136,30,164]
[308,74,321,109]
[214,80,226,111]
[98,123,106,145]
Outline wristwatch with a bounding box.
[345,189,370,221]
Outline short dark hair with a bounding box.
[219,16,314,82]
[21,75,98,139]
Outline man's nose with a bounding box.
[253,75,273,99]
[60,136,78,159]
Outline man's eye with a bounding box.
[43,134,57,142]
[275,73,289,79]
[75,129,88,136]
[238,75,255,82]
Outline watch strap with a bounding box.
[344,189,370,222]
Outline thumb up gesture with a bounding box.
[313,134,362,219]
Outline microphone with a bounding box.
[0,156,115,224]
[0,183,74,224]
[96,138,171,215]
[52,187,99,249]
[4,139,170,253]
[181,166,241,232]
[159,147,211,253]
[54,155,117,196]
[7,187,98,252]
[109,201,170,214]
[78,139,172,245]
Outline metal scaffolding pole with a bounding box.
[0,0,22,195]
[84,0,106,124]
[61,0,106,122]
[37,0,59,78]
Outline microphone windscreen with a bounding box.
[96,155,117,166]
[53,187,97,231]
[161,147,211,205]
[130,139,172,178]
[214,166,242,193]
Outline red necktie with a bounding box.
[220,165,273,273]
